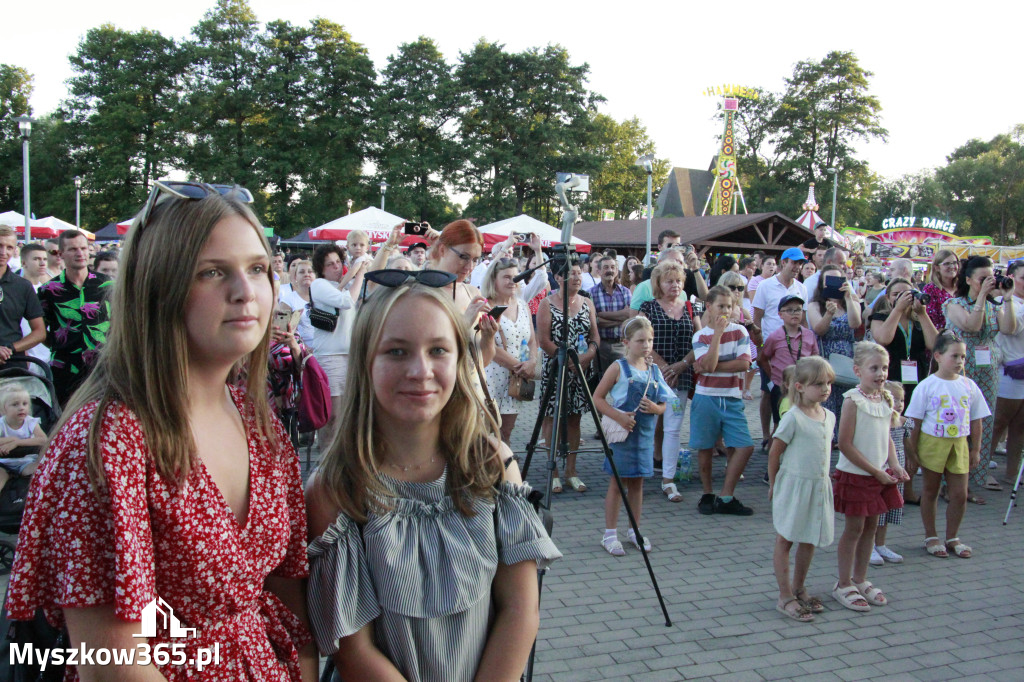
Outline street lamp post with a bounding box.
[635,153,655,263]
[75,175,82,228]
[16,116,33,241]
[379,181,388,211]
[826,167,839,228]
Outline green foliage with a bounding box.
[0,64,34,212]
[372,37,466,225]
[936,127,1024,243]
[457,41,603,224]
[577,114,668,221]
[718,53,887,229]
[63,24,185,227]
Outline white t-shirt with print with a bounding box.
[905,374,991,439]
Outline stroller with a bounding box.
[0,357,62,576]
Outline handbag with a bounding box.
[829,353,859,387]
[600,359,654,444]
[498,324,536,402]
[1004,357,1024,381]
[308,290,339,332]
[297,354,332,432]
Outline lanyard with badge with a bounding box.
[784,330,803,362]
[970,297,993,367]
[898,320,919,384]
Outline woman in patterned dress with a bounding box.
[305,282,559,681]
[639,260,700,492]
[481,256,546,443]
[921,249,960,331]
[807,265,862,442]
[944,256,1018,495]
[7,185,317,680]
[536,260,599,493]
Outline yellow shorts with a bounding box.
[917,433,969,475]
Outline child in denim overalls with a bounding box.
[594,317,673,555]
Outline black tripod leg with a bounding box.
[569,348,673,627]
[1003,454,1024,525]
[521,364,559,480]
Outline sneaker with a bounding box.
[762,471,770,485]
[697,493,716,515]
[870,547,884,566]
[875,545,904,563]
[714,497,754,516]
[989,461,999,469]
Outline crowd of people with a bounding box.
[1,187,1022,678]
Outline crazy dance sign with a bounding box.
[843,226,993,262]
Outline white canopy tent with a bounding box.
[478,214,591,252]
[0,211,26,226]
[307,207,407,242]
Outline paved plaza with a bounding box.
[3,392,1022,681]
[507,394,1024,682]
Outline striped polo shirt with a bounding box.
[692,323,751,397]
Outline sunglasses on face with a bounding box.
[48,250,59,256]
[138,180,254,231]
[727,285,745,292]
[362,268,458,301]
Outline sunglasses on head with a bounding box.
[361,269,458,301]
[137,180,254,232]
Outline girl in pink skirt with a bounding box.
[832,342,910,612]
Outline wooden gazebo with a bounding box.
[573,212,812,257]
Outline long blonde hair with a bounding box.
[316,284,503,522]
[52,193,277,491]
[788,356,835,406]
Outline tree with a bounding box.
[181,0,263,197]
[578,114,668,221]
[719,52,887,228]
[371,37,465,225]
[63,24,185,227]
[457,41,603,224]
[937,127,1024,243]
[0,64,34,213]
[291,18,376,233]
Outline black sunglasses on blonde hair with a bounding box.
[138,180,254,232]
[361,268,458,301]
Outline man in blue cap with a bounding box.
[751,247,808,448]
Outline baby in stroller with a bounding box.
[0,385,47,490]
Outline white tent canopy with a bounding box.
[0,211,26,226]
[307,206,407,241]
[478,214,590,249]
[31,216,80,231]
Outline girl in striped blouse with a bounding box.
[305,281,560,681]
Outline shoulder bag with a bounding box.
[308,287,339,333]
[600,359,654,444]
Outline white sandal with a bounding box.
[832,582,871,612]
[627,529,652,552]
[945,537,973,558]
[551,477,562,493]
[601,534,625,556]
[662,482,682,502]
[854,580,888,606]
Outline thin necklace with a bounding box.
[383,456,437,473]
[857,386,881,400]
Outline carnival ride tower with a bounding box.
[702,97,748,216]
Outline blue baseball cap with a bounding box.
[780,247,807,262]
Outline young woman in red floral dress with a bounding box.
[6,183,317,681]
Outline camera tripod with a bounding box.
[1002,454,1024,525]
[517,243,672,682]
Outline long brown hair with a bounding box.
[315,284,503,523]
[51,193,277,491]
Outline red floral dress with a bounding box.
[6,388,311,681]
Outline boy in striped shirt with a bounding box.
[691,285,756,516]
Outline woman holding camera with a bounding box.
[944,256,1017,494]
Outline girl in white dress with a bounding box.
[767,356,836,622]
